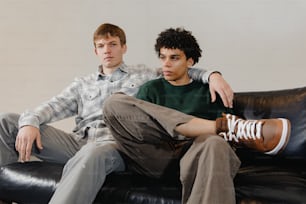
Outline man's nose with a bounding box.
[163,58,171,67]
[104,45,111,53]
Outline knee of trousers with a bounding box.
[200,136,230,151]
[189,136,232,154]
[64,142,123,172]
[0,112,19,122]
[75,142,119,161]
[180,136,240,179]
[0,112,20,131]
[195,136,239,161]
[103,93,130,118]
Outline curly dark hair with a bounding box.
[154,27,202,65]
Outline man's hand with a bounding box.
[15,126,43,162]
[209,73,234,108]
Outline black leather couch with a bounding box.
[0,86,306,204]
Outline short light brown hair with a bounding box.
[93,23,126,47]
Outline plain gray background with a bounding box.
[0,0,305,130]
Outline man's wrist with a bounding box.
[203,70,222,83]
[18,111,40,129]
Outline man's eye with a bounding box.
[171,56,179,60]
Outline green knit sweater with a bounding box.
[136,78,232,120]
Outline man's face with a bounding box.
[159,48,194,85]
[94,36,127,70]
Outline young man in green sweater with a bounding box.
[103,28,291,204]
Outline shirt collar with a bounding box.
[96,63,128,81]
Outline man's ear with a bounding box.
[187,58,194,67]
[122,44,127,54]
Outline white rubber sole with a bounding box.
[265,118,291,155]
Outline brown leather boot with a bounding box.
[216,114,291,155]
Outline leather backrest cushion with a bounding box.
[233,86,306,158]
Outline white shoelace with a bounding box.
[219,114,263,142]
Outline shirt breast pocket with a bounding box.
[121,81,143,95]
[83,86,101,101]
[122,81,139,89]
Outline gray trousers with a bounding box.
[0,113,125,204]
[103,93,241,204]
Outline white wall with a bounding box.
[0,0,305,130]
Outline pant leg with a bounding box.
[0,112,124,203]
[0,113,20,165]
[0,112,82,165]
[180,135,241,204]
[49,141,125,204]
[103,93,195,178]
[34,124,83,163]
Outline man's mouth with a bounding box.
[104,56,113,60]
[163,71,172,76]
